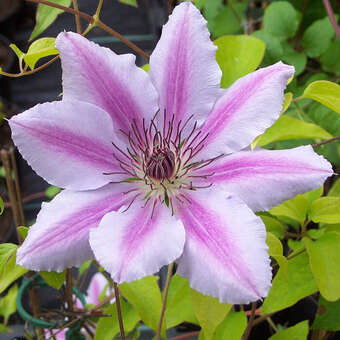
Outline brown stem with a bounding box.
[90,290,116,312]
[72,0,82,33]
[0,56,59,78]
[0,150,23,243]
[28,287,44,338]
[313,135,340,148]
[156,263,174,340]
[252,312,275,327]
[4,191,47,208]
[25,0,150,60]
[323,0,340,39]
[170,331,201,340]
[243,302,257,340]
[9,147,25,226]
[114,282,126,340]
[66,269,74,312]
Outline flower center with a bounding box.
[146,148,176,181]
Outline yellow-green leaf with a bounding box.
[282,92,293,113]
[266,232,288,273]
[215,35,265,88]
[303,81,340,114]
[310,197,340,224]
[303,232,340,301]
[0,196,3,215]
[268,320,308,340]
[24,38,58,69]
[40,271,66,290]
[257,115,332,146]
[191,289,231,340]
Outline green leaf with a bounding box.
[303,81,340,115]
[78,260,92,276]
[268,320,308,340]
[117,0,137,7]
[0,196,3,215]
[328,179,340,197]
[312,295,340,331]
[9,44,25,65]
[141,64,149,72]
[252,30,283,65]
[0,244,17,273]
[302,16,336,58]
[310,197,340,223]
[281,42,307,76]
[200,311,247,340]
[211,3,246,38]
[257,116,332,146]
[0,249,28,294]
[120,276,165,337]
[215,35,265,88]
[165,275,197,328]
[303,232,340,301]
[320,40,340,73]
[270,194,308,225]
[263,2,300,41]
[94,299,140,340]
[17,226,28,240]
[0,284,18,325]
[266,232,288,273]
[260,215,285,239]
[262,252,317,314]
[191,289,231,340]
[45,185,61,199]
[30,0,72,41]
[282,92,293,114]
[40,271,65,289]
[24,38,58,69]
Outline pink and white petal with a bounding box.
[87,273,111,305]
[90,202,185,283]
[175,189,271,304]
[195,146,333,212]
[198,62,295,158]
[149,2,221,129]
[17,183,132,272]
[56,32,159,133]
[10,100,119,191]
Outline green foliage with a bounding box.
[215,35,265,88]
[17,226,28,240]
[30,0,72,40]
[266,232,288,272]
[302,16,336,58]
[257,116,332,147]
[260,215,285,239]
[0,284,18,325]
[118,0,138,7]
[303,81,340,115]
[120,276,166,337]
[40,271,66,290]
[310,197,340,223]
[165,275,197,327]
[0,244,28,294]
[0,197,3,215]
[191,289,231,340]
[303,232,340,301]
[45,185,61,199]
[262,252,317,314]
[313,296,340,331]
[320,40,340,73]
[94,299,140,340]
[268,320,309,340]
[263,2,300,41]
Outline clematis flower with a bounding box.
[10,2,332,304]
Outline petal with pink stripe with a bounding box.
[17,184,132,272]
[195,146,333,211]
[149,2,221,129]
[89,202,185,283]
[176,189,271,304]
[198,62,294,158]
[56,32,159,133]
[10,100,118,191]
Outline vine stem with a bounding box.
[169,331,201,340]
[243,302,257,340]
[313,135,340,148]
[66,269,74,312]
[156,263,174,340]
[72,0,82,33]
[114,282,126,340]
[323,0,340,40]
[25,0,150,60]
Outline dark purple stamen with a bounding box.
[146,148,176,180]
